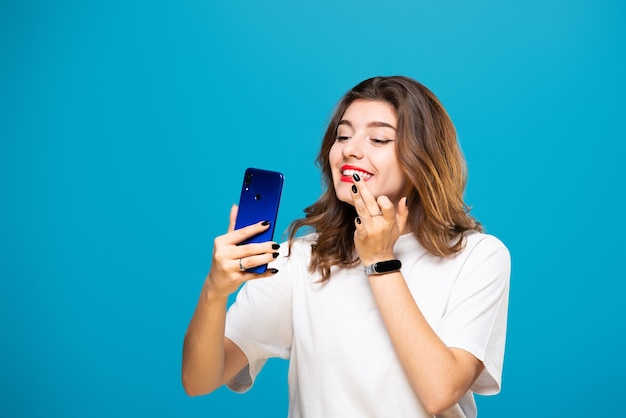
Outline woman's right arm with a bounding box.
[181,205,280,396]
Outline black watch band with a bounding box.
[363,259,402,275]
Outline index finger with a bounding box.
[351,177,381,218]
[222,204,272,246]
[224,219,272,246]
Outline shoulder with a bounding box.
[286,232,318,257]
[457,231,511,284]
[462,231,510,259]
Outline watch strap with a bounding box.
[364,259,402,275]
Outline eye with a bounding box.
[336,136,351,142]
[371,138,394,145]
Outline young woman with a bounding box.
[182,76,510,418]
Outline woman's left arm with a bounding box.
[349,176,486,415]
[367,272,484,415]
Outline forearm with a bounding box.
[182,291,229,396]
[368,272,482,414]
[181,209,278,396]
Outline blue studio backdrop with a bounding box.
[1,1,624,417]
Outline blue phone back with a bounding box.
[234,168,284,272]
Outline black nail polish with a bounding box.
[352,173,360,182]
[351,185,357,193]
[261,220,270,226]
[269,268,279,274]
[272,243,280,250]
[356,217,361,224]
[273,252,279,258]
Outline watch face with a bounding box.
[375,259,402,273]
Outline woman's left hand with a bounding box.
[350,175,409,266]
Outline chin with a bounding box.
[335,193,353,206]
[333,186,353,206]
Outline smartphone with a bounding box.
[234,167,284,273]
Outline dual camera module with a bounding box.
[244,172,262,201]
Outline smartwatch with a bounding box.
[363,259,402,276]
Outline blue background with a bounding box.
[1,0,624,416]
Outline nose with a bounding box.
[341,135,364,159]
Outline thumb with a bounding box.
[227,204,239,233]
[396,197,409,233]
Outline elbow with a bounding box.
[182,374,217,397]
[419,388,464,416]
[182,378,203,397]
[422,398,455,416]
[182,383,205,398]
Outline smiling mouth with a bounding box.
[340,166,373,182]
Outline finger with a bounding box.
[232,241,280,260]
[351,177,380,220]
[354,215,368,240]
[236,251,280,274]
[376,195,395,221]
[227,204,238,233]
[396,197,410,232]
[350,185,369,220]
[229,264,279,287]
[219,219,271,246]
[246,266,280,280]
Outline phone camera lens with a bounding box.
[244,173,252,186]
[254,194,261,201]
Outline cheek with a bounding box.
[395,169,409,192]
[380,155,407,192]
[328,144,342,168]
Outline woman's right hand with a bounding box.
[203,204,280,302]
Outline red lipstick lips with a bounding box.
[340,165,373,182]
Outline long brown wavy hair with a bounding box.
[287,76,482,281]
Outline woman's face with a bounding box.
[329,99,410,206]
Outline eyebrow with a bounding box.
[338,120,397,131]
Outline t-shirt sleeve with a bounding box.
[437,234,511,395]
[224,248,294,393]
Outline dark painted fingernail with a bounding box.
[261,220,270,226]
[351,185,357,193]
[272,243,280,250]
[352,173,360,182]
[269,268,279,274]
[356,217,361,224]
[273,252,279,258]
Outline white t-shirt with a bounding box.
[225,231,510,418]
